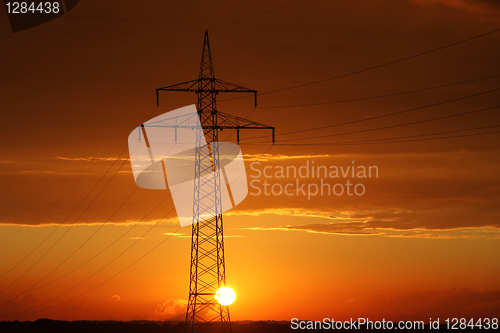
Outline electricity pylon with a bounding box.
[156,31,274,333]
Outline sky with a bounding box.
[0,0,500,322]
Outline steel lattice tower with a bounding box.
[156,31,274,333]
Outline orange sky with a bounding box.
[1,0,500,322]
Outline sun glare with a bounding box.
[215,287,236,305]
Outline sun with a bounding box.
[215,287,236,306]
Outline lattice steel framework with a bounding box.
[156,31,274,333]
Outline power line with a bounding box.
[0,187,141,306]
[0,104,161,292]
[163,74,500,118]
[253,104,500,143]
[0,114,247,307]
[11,228,182,318]
[218,27,500,103]
[341,124,500,143]
[12,144,275,318]
[0,190,171,307]
[0,146,133,295]
[0,98,156,247]
[161,35,204,87]
[253,127,500,146]
[1,144,275,319]
[0,125,188,306]
[242,87,500,141]
[0,213,183,318]
[0,226,25,245]
[221,107,257,142]
[0,144,182,309]
[256,74,500,109]
[0,128,191,305]
[0,36,204,295]
[0,100,157,282]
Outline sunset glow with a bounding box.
[215,287,236,306]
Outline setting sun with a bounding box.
[215,287,236,306]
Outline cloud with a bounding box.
[238,207,500,238]
[56,153,331,164]
[243,153,331,162]
[225,208,346,220]
[0,293,45,321]
[55,153,329,164]
[245,222,383,236]
[0,157,130,176]
[149,299,188,321]
[15,293,44,310]
[56,157,129,162]
[3,170,89,176]
[237,150,500,233]
[3,150,500,232]
[71,295,90,313]
[109,295,121,302]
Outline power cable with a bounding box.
[1,144,274,318]
[243,87,500,141]
[257,74,500,109]
[0,35,204,294]
[0,100,157,282]
[254,128,500,146]
[218,27,500,103]
[251,104,500,144]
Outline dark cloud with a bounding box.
[71,295,90,313]
[0,293,45,321]
[475,0,500,8]
[413,0,500,13]
[248,220,500,238]
[250,221,383,235]
[237,151,500,233]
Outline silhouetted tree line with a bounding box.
[0,319,478,332]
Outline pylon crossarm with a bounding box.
[143,116,274,144]
[144,111,201,128]
[213,78,256,93]
[157,77,254,93]
[213,78,257,107]
[157,79,199,92]
[215,112,275,144]
[157,78,257,106]
[216,112,273,129]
